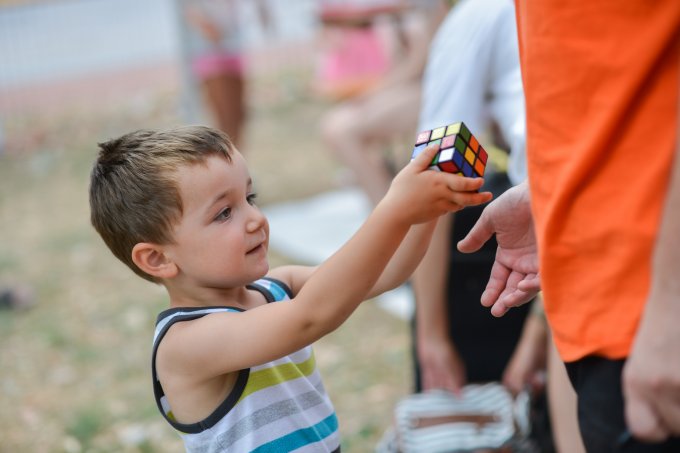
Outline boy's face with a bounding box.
[164,152,269,288]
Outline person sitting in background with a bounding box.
[320,0,447,204]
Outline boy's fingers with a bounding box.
[450,190,492,208]
[436,172,487,195]
[411,143,440,169]
[447,175,485,192]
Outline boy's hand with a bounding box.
[382,144,493,225]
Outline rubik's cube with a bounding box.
[411,122,488,177]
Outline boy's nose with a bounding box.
[246,204,267,231]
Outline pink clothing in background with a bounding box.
[316,27,390,99]
[192,53,245,79]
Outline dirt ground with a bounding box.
[0,59,413,452]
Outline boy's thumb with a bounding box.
[411,143,439,169]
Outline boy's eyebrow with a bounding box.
[205,178,253,213]
[207,191,230,212]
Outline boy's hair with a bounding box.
[89,125,233,282]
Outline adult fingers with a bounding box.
[656,395,680,436]
[428,369,463,395]
[625,393,669,442]
[457,206,495,254]
[489,271,536,316]
[517,273,541,293]
[490,300,512,317]
[497,271,540,308]
[498,287,539,311]
[480,260,511,308]
[421,357,462,394]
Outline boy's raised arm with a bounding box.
[193,145,491,372]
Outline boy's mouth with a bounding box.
[246,243,265,255]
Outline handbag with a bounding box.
[378,383,532,453]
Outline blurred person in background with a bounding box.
[314,0,397,102]
[320,0,447,204]
[181,0,271,150]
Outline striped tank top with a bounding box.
[151,277,341,452]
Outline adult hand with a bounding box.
[457,181,540,316]
[623,287,680,442]
[417,332,466,395]
[502,309,548,395]
[624,137,680,442]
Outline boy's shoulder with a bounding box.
[154,277,294,340]
[151,277,298,381]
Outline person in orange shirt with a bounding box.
[456,0,680,451]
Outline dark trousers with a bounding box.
[411,198,531,389]
[565,356,680,453]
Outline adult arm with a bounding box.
[623,115,680,441]
[502,298,548,395]
[411,214,467,393]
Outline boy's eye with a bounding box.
[247,193,258,206]
[215,207,231,222]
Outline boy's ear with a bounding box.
[131,243,178,280]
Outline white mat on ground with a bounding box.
[264,188,414,320]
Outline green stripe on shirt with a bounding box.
[239,353,317,401]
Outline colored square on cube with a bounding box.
[469,134,479,151]
[415,131,431,145]
[411,121,487,178]
[430,127,446,140]
[445,123,461,136]
[437,148,460,173]
[441,135,455,149]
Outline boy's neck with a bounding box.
[164,281,256,310]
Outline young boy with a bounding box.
[89,125,490,452]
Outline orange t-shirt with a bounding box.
[516,0,680,362]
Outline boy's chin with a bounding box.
[253,262,270,280]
